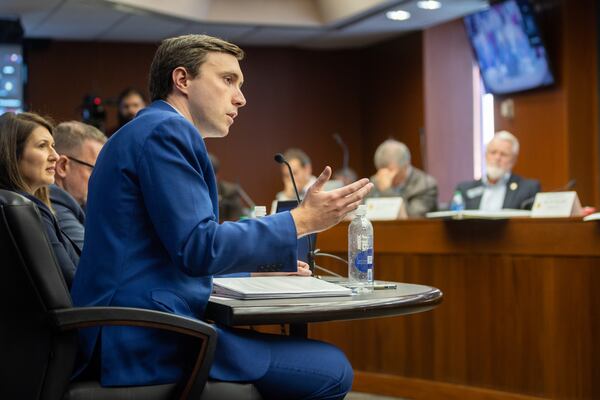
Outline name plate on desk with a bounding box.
[531,191,582,218]
[365,197,407,220]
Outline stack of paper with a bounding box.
[426,209,531,220]
[583,213,600,222]
[212,276,352,300]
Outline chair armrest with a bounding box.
[50,307,216,400]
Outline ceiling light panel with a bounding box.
[386,10,411,21]
[417,1,442,10]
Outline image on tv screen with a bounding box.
[0,44,24,114]
[464,0,554,95]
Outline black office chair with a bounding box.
[0,189,261,400]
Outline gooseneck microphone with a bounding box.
[274,153,301,203]
[274,153,315,272]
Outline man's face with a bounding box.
[119,94,145,122]
[485,138,516,175]
[379,163,409,187]
[59,139,103,206]
[186,52,246,138]
[282,159,312,190]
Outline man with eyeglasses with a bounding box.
[50,121,106,248]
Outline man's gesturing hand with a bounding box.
[291,166,373,237]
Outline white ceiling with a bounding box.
[0,0,489,48]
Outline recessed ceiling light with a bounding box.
[417,0,442,10]
[386,10,411,21]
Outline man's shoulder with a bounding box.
[410,167,437,187]
[108,102,201,160]
[49,184,74,205]
[509,174,540,187]
[119,102,194,139]
[509,174,541,192]
[49,185,84,219]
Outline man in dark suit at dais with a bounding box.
[454,130,540,210]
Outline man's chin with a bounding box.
[200,128,229,139]
[486,167,507,181]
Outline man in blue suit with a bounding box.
[70,34,373,399]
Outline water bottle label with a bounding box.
[354,248,373,273]
[357,235,370,251]
[367,268,373,282]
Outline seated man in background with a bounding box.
[275,148,316,201]
[454,130,540,210]
[368,139,438,217]
[208,153,244,222]
[51,121,106,248]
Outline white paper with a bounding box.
[212,276,352,299]
[426,209,531,220]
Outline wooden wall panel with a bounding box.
[423,19,476,202]
[563,0,599,206]
[312,220,600,399]
[359,32,425,175]
[25,40,156,128]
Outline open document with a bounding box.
[212,276,352,300]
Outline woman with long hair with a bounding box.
[0,111,79,286]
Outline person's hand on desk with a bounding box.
[291,166,373,237]
[251,260,312,277]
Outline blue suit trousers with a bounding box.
[218,329,353,400]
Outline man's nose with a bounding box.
[234,88,246,107]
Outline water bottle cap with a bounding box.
[254,206,267,217]
[356,204,367,216]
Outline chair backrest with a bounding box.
[0,189,77,400]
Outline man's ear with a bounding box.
[172,67,190,95]
[55,156,69,179]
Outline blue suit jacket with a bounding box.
[70,101,298,386]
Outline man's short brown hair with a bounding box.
[149,34,245,101]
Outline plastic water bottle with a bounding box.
[450,191,465,211]
[348,204,374,291]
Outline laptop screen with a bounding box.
[275,200,317,264]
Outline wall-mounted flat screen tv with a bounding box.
[464,0,554,95]
[0,44,24,114]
